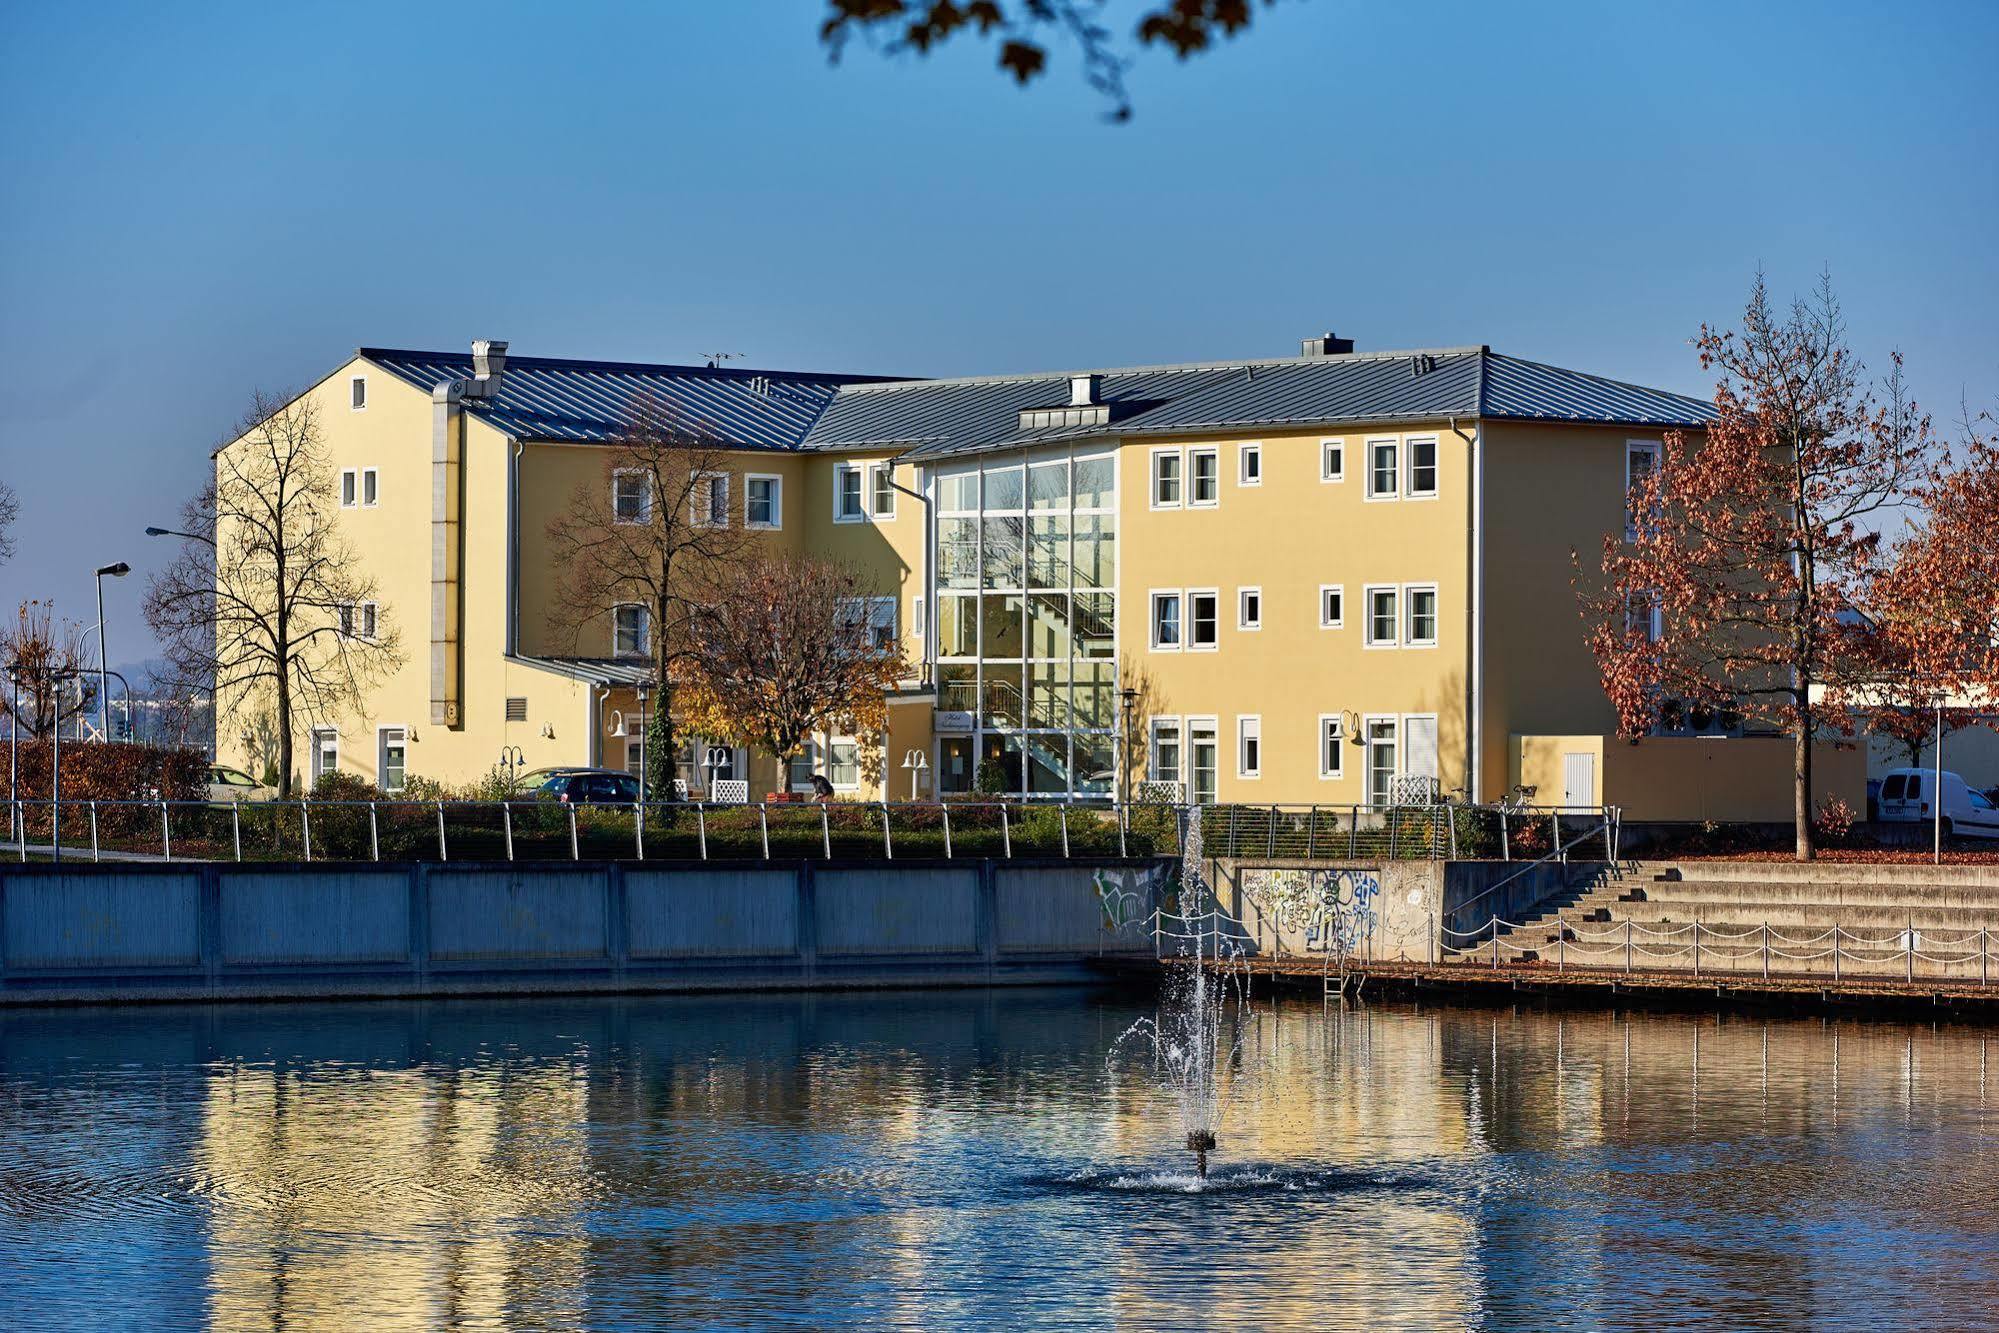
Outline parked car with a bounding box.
[532,769,643,806]
[206,765,275,804]
[1876,768,1999,840]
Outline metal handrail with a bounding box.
[1446,806,1622,930]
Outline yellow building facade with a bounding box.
[215,335,1859,819]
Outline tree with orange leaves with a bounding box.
[1869,404,1999,763]
[1575,273,1933,860]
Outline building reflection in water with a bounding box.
[1,991,1995,1330]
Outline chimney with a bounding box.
[1069,373,1103,406]
[1300,332,1355,358]
[468,339,508,397]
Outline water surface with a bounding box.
[2,988,1996,1330]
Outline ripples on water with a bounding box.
[2,990,1997,1331]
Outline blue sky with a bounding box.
[2,0,1995,661]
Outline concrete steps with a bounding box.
[1449,858,1999,981]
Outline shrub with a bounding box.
[2,739,204,804]
[974,759,1012,796]
[1814,795,1857,847]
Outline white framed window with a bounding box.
[1366,437,1400,499]
[745,474,782,529]
[828,736,861,788]
[1187,590,1219,650]
[870,463,896,518]
[1321,439,1346,483]
[340,468,358,508]
[1405,583,1439,647]
[1319,585,1345,629]
[362,467,378,507]
[350,375,367,411]
[839,596,898,651]
[1626,439,1662,538]
[913,595,926,649]
[1405,436,1439,498]
[613,604,650,657]
[613,469,651,525]
[1364,715,1399,807]
[337,600,378,641]
[1150,717,1183,785]
[692,471,730,527]
[310,728,338,785]
[1625,590,1664,643]
[1236,715,1261,779]
[1318,715,1345,779]
[1238,587,1261,630]
[377,726,407,793]
[1188,447,1219,507]
[1238,443,1262,486]
[1150,449,1183,509]
[1364,585,1399,647]
[1188,717,1219,804]
[834,464,865,522]
[1149,591,1183,650]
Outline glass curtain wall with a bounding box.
[935,447,1116,799]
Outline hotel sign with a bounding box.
[934,711,974,734]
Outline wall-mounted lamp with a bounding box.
[541,723,555,739]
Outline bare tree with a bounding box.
[545,395,750,798]
[0,479,17,566]
[1,600,97,738]
[678,553,909,784]
[144,392,400,797]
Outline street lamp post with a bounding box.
[94,562,131,743]
[1119,685,1139,808]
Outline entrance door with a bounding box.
[1563,752,1596,809]
[1404,716,1439,802]
[937,736,975,794]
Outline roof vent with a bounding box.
[1300,332,1355,358]
[468,340,508,398]
[1410,353,1436,377]
[1069,373,1102,406]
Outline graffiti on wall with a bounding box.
[1245,867,1381,955]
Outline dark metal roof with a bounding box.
[512,654,654,687]
[803,347,1716,460]
[361,348,900,449]
[362,343,1714,459]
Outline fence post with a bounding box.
[1001,803,1012,859]
[370,802,380,862]
[161,799,172,861]
[1348,806,1357,859]
[504,803,515,861]
[1115,806,1124,859]
[1060,806,1070,859]
[821,804,831,860]
[1834,923,1842,982]
[636,802,645,861]
[943,804,954,859]
[1390,808,1398,860]
[1500,809,1509,861]
[1228,804,1240,858]
[758,803,770,860]
[14,799,23,861]
[1626,918,1633,974]
[436,800,447,861]
[89,801,99,862]
[1428,910,1436,965]
[1984,927,1990,987]
[1907,919,1915,984]
[299,800,310,862]
[569,805,580,861]
[1558,922,1565,972]
[1692,920,1700,976]
[697,804,708,861]
[1267,806,1278,860]
[881,801,893,860]
[1553,811,1564,865]
[1762,922,1770,979]
[1448,808,1458,861]
[232,800,242,862]
[1306,806,1317,860]
[1492,918,1501,971]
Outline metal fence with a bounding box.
[7,795,1620,867]
[1444,913,1999,985]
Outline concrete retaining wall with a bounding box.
[0,859,1168,1005]
[1216,858,1602,961]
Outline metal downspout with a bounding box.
[1451,417,1484,803]
[430,381,466,728]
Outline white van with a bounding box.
[1877,769,1999,840]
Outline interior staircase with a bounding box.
[1450,860,1999,980]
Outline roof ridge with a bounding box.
[833,346,1493,397]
